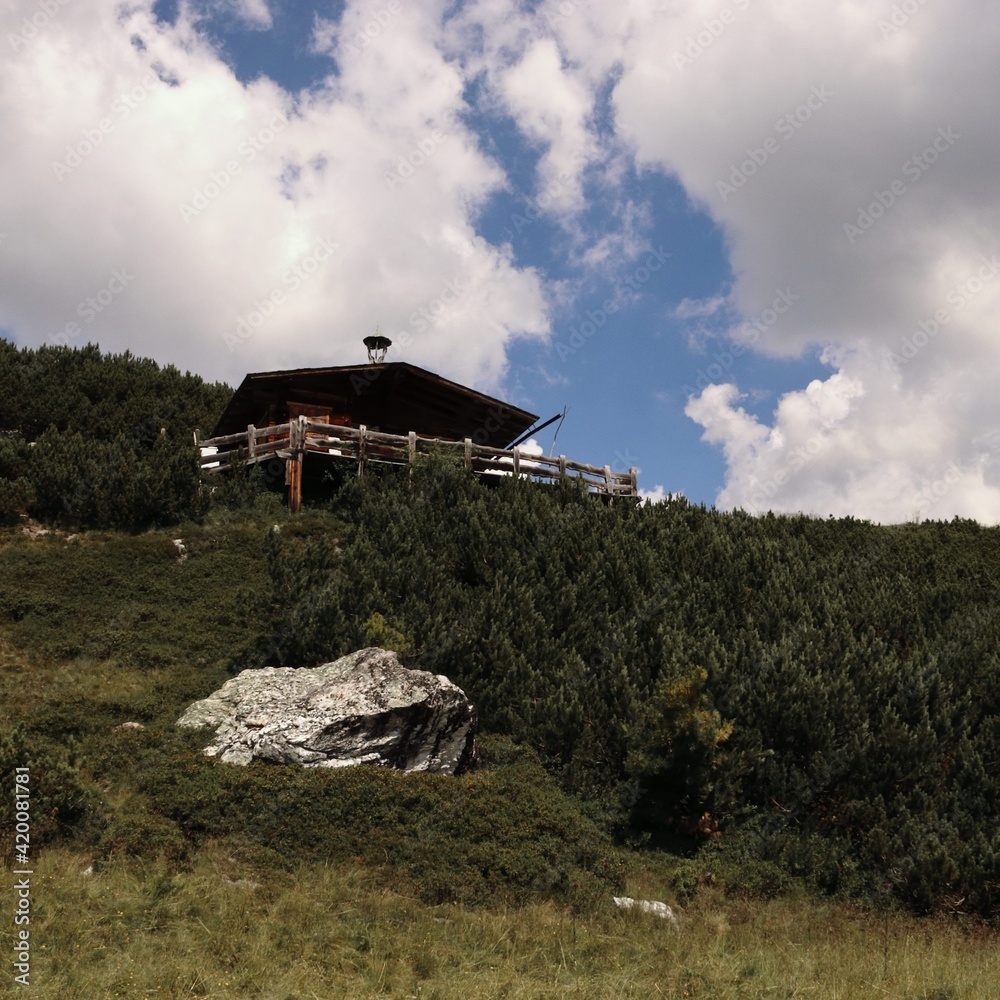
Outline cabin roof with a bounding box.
[212,362,538,449]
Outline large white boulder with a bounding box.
[177,647,478,774]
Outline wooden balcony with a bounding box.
[195,416,638,512]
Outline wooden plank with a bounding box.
[247,424,256,459]
[201,424,292,448]
[288,455,302,513]
[560,457,610,477]
[245,444,290,463]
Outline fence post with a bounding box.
[247,424,256,460]
[513,446,520,478]
[286,419,303,514]
[464,438,472,469]
[630,467,638,497]
[358,424,367,480]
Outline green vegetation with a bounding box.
[0,341,997,996]
[245,459,1000,919]
[0,339,231,528]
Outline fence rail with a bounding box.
[195,417,638,510]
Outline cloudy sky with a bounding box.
[3,0,1000,522]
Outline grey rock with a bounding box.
[177,647,477,774]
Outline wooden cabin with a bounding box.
[211,360,537,449]
[198,340,638,510]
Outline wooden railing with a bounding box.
[195,417,638,510]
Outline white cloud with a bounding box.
[233,0,272,29]
[0,0,549,392]
[674,295,725,320]
[639,483,680,505]
[496,37,595,215]
[553,0,1000,522]
[219,0,273,30]
[6,0,1000,523]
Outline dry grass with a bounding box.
[2,847,995,999]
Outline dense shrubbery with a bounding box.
[80,726,626,906]
[0,339,231,528]
[2,343,999,918]
[240,457,1000,916]
[0,726,105,847]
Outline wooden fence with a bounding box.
[195,417,638,511]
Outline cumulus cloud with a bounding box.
[549,0,1000,521]
[496,37,595,215]
[5,0,1000,522]
[0,0,548,390]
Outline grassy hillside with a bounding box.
[1,342,998,996]
[0,508,997,998]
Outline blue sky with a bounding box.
[3,1,1000,520]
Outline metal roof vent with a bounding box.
[363,332,392,364]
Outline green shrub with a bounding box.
[0,726,105,846]
[0,475,35,524]
[0,339,229,529]
[123,732,626,907]
[95,809,189,868]
[668,847,793,902]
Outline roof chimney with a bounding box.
[363,331,392,364]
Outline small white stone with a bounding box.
[613,897,678,924]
